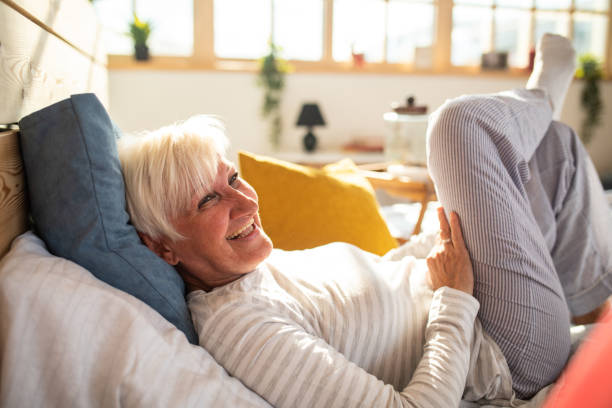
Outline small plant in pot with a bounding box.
[257,42,291,150]
[128,14,151,61]
[576,53,603,145]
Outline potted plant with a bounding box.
[576,54,603,145]
[128,14,151,61]
[257,43,291,149]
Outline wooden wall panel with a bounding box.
[0,1,108,124]
[0,130,27,258]
[4,0,106,65]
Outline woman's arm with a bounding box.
[192,287,479,408]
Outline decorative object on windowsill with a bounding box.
[414,46,433,70]
[257,42,291,150]
[128,14,151,61]
[296,103,326,153]
[352,52,365,68]
[481,51,508,70]
[351,44,365,68]
[576,54,603,145]
[384,96,429,165]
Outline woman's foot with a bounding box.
[526,33,576,118]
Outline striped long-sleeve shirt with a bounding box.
[188,242,514,407]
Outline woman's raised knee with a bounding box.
[427,96,495,165]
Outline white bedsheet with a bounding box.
[0,231,560,407]
[0,232,270,408]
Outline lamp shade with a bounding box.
[296,103,325,127]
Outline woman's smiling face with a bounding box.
[157,159,273,291]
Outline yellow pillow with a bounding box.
[238,151,398,256]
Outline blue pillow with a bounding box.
[19,94,197,344]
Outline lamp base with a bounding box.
[303,130,317,152]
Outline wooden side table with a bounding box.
[358,163,437,236]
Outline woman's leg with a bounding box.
[527,122,612,318]
[427,88,572,398]
[424,34,612,398]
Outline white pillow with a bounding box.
[0,232,270,408]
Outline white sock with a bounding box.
[526,33,576,119]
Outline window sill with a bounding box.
[108,55,534,78]
[107,54,610,80]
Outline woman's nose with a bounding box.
[229,188,258,218]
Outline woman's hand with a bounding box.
[426,207,474,295]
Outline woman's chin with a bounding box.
[238,227,273,269]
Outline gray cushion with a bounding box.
[19,94,197,343]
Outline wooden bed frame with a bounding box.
[0,0,107,258]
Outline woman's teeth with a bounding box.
[227,221,255,240]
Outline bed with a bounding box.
[0,1,268,406]
[0,1,609,407]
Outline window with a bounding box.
[94,0,193,56]
[98,0,611,77]
[452,0,610,68]
[213,0,272,60]
[273,0,324,60]
[214,0,324,61]
[212,0,435,64]
[332,0,435,63]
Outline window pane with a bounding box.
[575,0,609,12]
[454,0,493,5]
[214,0,271,59]
[496,0,532,8]
[534,11,570,44]
[387,1,435,63]
[333,0,385,62]
[452,6,493,66]
[274,0,323,60]
[137,0,193,56]
[534,0,571,10]
[94,0,193,56]
[495,8,531,67]
[94,0,132,55]
[573,12,608,61]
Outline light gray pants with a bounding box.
[427,89,612,398]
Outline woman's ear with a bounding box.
[138,232,180,266]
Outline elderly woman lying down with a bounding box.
[118,35,612,407]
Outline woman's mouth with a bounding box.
[226,220,256,240]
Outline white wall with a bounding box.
[108,70,612,176]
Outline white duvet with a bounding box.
[0,232,556,407]
[0,232,270,407]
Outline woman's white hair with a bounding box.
[118,115,228,242]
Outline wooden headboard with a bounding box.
[0,0,108,257]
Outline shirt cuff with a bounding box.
[430,286,480,326]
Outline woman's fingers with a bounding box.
[449,212,467,249]
[437,207,451,242]
[437,209,467,250]
[428,208,474,295]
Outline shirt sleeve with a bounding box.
[193,287,480,408]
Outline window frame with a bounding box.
[107,0,612,78]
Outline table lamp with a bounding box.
[296,103,325,152]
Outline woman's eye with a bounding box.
[198,194,216,210]
[229,172,240,188]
